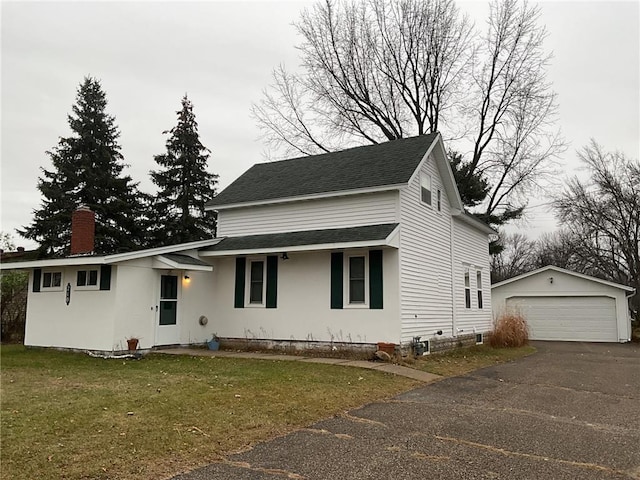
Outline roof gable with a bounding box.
[491,265,635,292]
[207,133,439,209]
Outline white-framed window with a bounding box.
[464,267,471,309]
[420,173,432,206]
[42,271,63,290]
[476,270,483,309]
[247,258,266,306]
[345,253,369,307]
[437,189,442,211]
[76,269,99,289]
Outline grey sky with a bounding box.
[1,0,638,249]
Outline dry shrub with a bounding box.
[490,312,529,348]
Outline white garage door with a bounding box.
[505,296,618,342]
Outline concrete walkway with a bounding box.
[156,347,440,383]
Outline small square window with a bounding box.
[42,271,62,290]
[77,269,99,288]
[420,173,432,206]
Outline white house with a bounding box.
[492,265,635,343]
[3,133,495,353]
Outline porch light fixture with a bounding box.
[281,252,289,260]
[184,275,191,283]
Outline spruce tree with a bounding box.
[20,77,146,256]
[150,95,218,246]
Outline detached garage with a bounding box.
[492,266,634,343]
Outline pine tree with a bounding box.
[20,77,147,256]
[150,95,218,246]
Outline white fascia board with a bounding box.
[103,238,222,263]
[385,224,401,248]
[0,239,222,270]
[491,265,636,292]
[154,256,213,271]
[199,238,399,257]
[451,210,497,235]
[205,184,406,211]
[0,256,106,270]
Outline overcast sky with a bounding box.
[1,0,638,250]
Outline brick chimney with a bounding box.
[70,206,95,255]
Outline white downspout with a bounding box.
[450,215,457,337]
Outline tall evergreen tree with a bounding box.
[150,95,218,246]
[20,77,147,256]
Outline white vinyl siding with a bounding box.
[506,296,618,342]
[217,191,399,237]
[452,218,493,335]
[399,154,454,342]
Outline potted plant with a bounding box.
[126,337,140,351]
[207,333,220,351]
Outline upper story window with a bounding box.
[420,173,432,206]
[477,270,484,309]
[437,189,442,211]
[464,268,471,309]
[42,271,62,290]
[77,269,98,288]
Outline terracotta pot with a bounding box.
[127,338,139,351]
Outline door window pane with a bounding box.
[159,301,177,325]
[161,275,178,299]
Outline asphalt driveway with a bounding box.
[174,342,640,479]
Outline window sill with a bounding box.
[344,303,369,309]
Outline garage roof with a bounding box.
[492,265,635,292]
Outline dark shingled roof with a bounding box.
[160,253,211,267]
[207,134,438,207]
[202,224,399,252]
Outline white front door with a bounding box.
[156,274,180,345]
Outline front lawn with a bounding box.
[406,344,536,376]
[0,346,417,480]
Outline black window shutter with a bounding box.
[266,255,278,308]
[234,257,246,308]
[99,265,112,291]
[369,250,383,309]
[330,252,343,309]
[32,268,41,292]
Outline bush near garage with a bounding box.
[490,312,529,348]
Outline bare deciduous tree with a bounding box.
[553,141,640,312]
[252,0,565,225]
[490,231,536,283]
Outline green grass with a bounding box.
[0,345,418,480]
[404,344,537,377]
